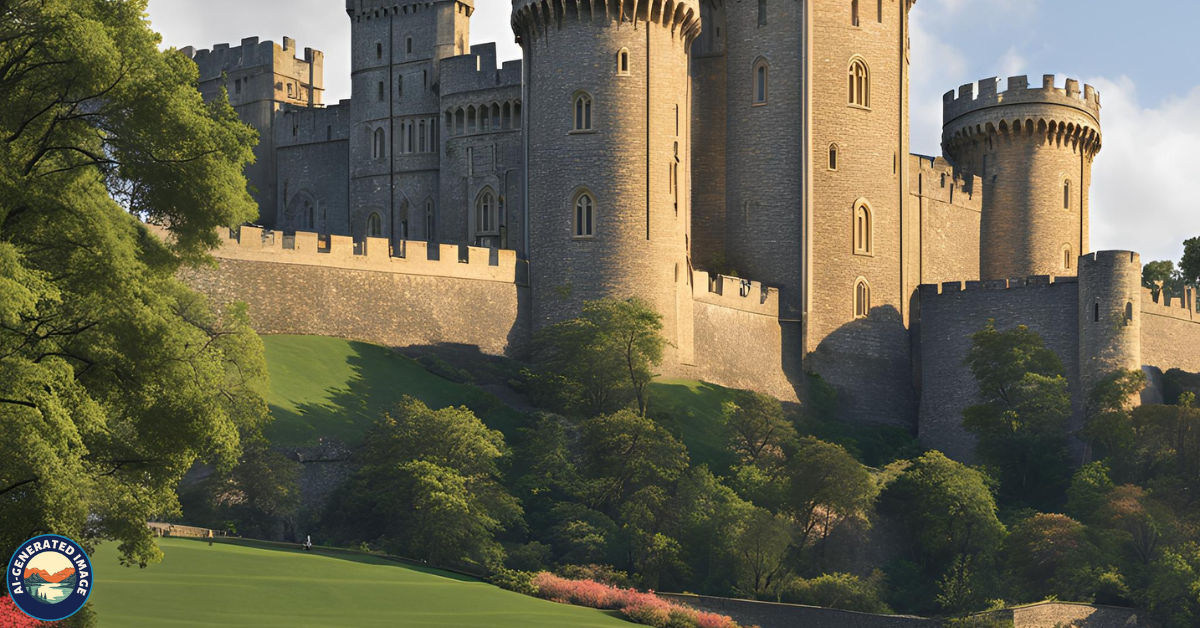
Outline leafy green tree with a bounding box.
[723,390,796,465]
[1181,237,1200,291]
[201,438,302,539]
[670,466,754,595]
[0,0,266,569]
[733,507,793,599]
[963,322,1072,508]
[533,298,665,417]
[1099,484,1167,566]
[1131,394,1200,484]
[1004,513,1100,603]
[1081,370,1146,463]
[1144,544,1200,628]
[1066,462,1116,524]
[880,452,1006,615]
[580,408,688,510]
[783,437,877,565]
[1142,260,1180,300]
[323,397,521,568]
[780,572,892,614]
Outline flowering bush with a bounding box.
[530,572,745,628]
[0,596,48,628]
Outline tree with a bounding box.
[670,466,754,594]
[1066,462,1116,524]
[323,397,521,568]
[1131,394,1200,484]
[0,0,266,569]
[202,438,302,539]
[1081,370,1146,463]
[1144,545,1200,628]
[1181,237,1200,291]
[733,508,793,599]
[723,390,796,465]
[1142,260,1179,300]
[580,408,689,510]
[1004,513,1099,603]
[963,322,1072,508]
[879,452,1006,615]
[783,437,877,565]
[533,298,665,417]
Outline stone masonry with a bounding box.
[179,0,1200,459]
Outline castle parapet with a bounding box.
[440,43,522,96]
[511,0,701,44]
[217,227,520,284]
[1141,286,1198,323]
[909,154,981,210]
[691,271,779,316]
[943,74,1101,126]
[918,274,1079,297]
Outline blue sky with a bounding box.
[147,0,1200,264]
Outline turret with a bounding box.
[942,75,1102,281]
[1078,251,1142,407]
[512,0,700,364]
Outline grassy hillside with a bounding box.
[647,379,739,471]
[259,335,523,446]
[91,538,631,628]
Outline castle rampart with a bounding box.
[917,274,1082,461]
[943,74,1101,126]
[1141,285,1200,374]
[909,155,982,287]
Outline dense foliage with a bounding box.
[0,0,265,580]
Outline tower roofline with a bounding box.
[943,74,1101,127]
[511,0,701,45]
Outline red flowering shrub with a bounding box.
[0,596,48,628]
[530,572,745,628]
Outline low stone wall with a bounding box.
[657,594,938,628]
[658,595,1153,628]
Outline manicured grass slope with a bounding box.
[647,378,739,472]
[92,538,631,628]
[259,335,521,445]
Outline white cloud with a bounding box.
[1088,76,1200,263]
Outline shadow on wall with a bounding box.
[807,304,917,427]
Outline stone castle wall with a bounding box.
[909,155,982,287]
[917,276,1081,461]
[1142,287,1200,373]
[275,102,353,235]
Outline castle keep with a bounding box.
[181,0,1200,457]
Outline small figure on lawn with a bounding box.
[305,535,313,552]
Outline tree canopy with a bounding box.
[0,0,265,568]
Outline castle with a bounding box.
[179,0,1200,459]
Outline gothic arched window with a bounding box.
[367,212,382,238]
[854,202,872,255]
[753,58,769,104]
[476,188,497,236]
[574,192,594,238]
[855,279,871,319]
[372,128,386,159]
[574,92,593,131]
[849,58,870,107]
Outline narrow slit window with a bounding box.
[855,279,870,318]
[829,144,839,170]
[851,0,859,26]
[1064,180,1072,209]
[758,0,767,25]
[617,49,630,75]
[753,59,769,104]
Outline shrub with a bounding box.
[780,572,892,614]
[491,569,539,597]
[556,563,635,588]
[417,354,473,384]
[0,595,50,627]
[530,573,743,628]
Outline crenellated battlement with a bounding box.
[1142,286,1198,323]
[691,271,779,316]
[276,100,352,146]
[440,43,523,97]
[910,154,981,211]
[511,0,701,44]
[918,274,1079,298]
[1079,250,1139,268]
[209,226,521,284]
[944,74,1101,126]
[345,0,472,18]
[184,36,321,80]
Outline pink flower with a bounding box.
[530,573,740,628]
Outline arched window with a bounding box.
[1125,302,1134,325]
[492,103,501,129]
[502,102,512,129]
[853,202,872,255]
[753,59,769,104]
[849,58,869,107]
[851,0,859,25]
[476,188,497,235]
[854,278,871,319]
[367,212,382,238]
[1063,244,1073,270]
[425,201,436,242]
[455,108,465,135]
[829,143,839,170]
[372,128,386,159]
[1063,179,1072,209]
[468,106,477,133]
[617,48,630,75]
[407,120,414,153]
[574,192,594,238]
[399,200,410,241]
[573,92,593,131]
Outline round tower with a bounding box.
[1078,250,1142,405]
[512,0,700,362]
[942,75,1102,281]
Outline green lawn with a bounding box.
[91,538,631,628]
[647,378,739,472]
[259,335,524,446]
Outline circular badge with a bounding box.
[6,535,93,622]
